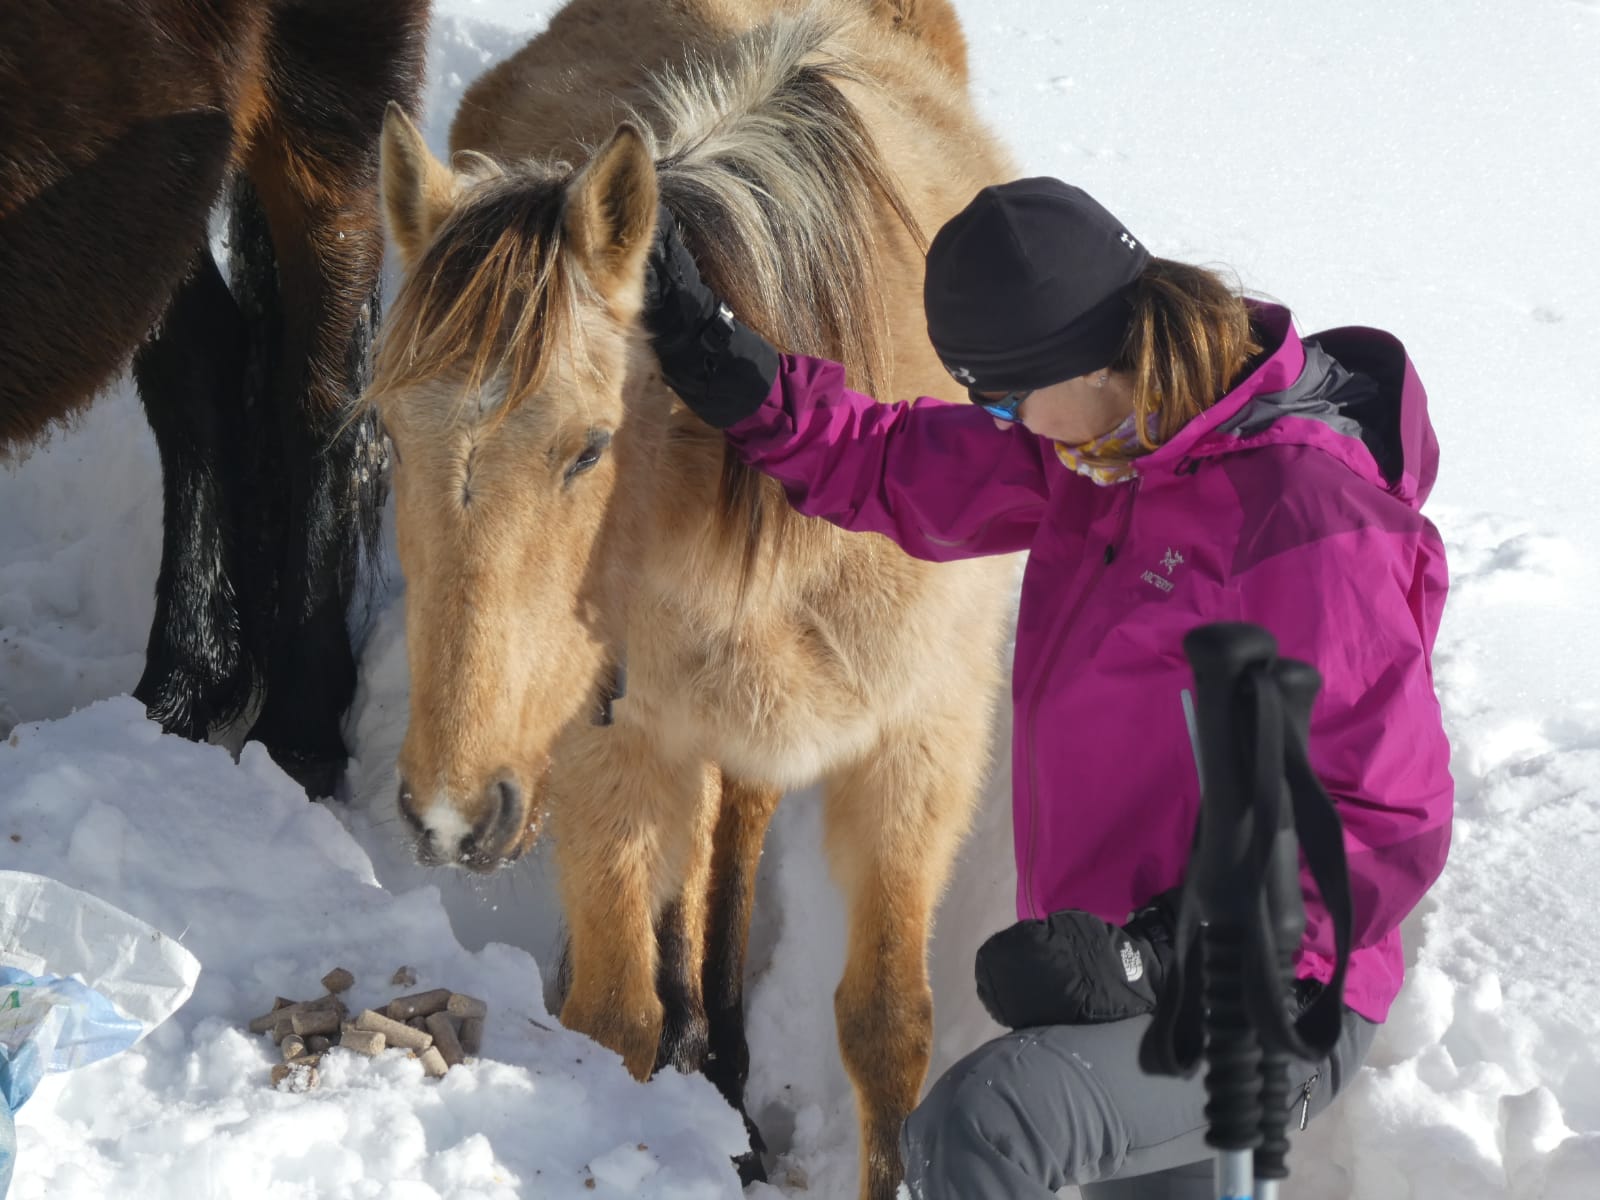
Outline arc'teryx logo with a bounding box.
[1141,548,1184,593]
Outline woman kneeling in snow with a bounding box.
[642,177,1453,1199]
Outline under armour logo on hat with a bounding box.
[1120,232,1138,250]
[948,365,976,384]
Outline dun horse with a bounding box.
[373,1,1014,1194]
[0,1,429,795]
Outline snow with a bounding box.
[1,701,747,1198]
[2,0,1598,1197]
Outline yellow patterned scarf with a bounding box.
[1053,411,1159,486]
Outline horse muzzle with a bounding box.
[396,774,541,872]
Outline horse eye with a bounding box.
[564,429,612,482]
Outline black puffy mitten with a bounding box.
[641,203,779,428]
[975,889,1180,1028]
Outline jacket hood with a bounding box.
[1139,304,1439,509]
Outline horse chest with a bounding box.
[628,612,893,782]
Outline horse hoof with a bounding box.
[733,1148,767,1186]
[734,1110,768,1184]
[264,747,349,802]
[135,660,256,744]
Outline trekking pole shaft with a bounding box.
[1216,1150,1254,1200]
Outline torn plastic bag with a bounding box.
[1,871,201,1195]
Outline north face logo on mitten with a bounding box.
[1120,940,1143,982]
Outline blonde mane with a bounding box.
[370,163,605,419]
[372,9,921,554]
[641,10,924,394]
[642,9,926,571]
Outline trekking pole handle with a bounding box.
[1182,621,1278,928]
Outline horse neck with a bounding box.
[612,377,818,614]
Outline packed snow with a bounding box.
[2,1,1598,1197]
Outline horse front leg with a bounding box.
[555,730,711,1080]
[233,8,425,797]
[824,725,988,1200]
[132,246,259,741]
[652,769,780,1184]
[655,763,720,1078]
[701,773,782,1183]
[236,134,389,798]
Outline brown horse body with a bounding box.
[0,1,429,794]
[374,2,1015,1194]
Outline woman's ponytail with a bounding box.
[1113,259,1261,451]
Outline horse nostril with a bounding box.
[461,777,524,867]
[496,778,521,819]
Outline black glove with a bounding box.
[641,203,780,428]
[975,889,1180,1029]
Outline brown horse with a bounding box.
[0,1,430,796]
[372,1,1014,1195]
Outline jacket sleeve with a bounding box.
[1232,518,1454,1006]
[718,353,1058,561]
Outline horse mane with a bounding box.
[372,6,922,570]
[641,8,924,578]
[644,10,920,398]
[370,160,604,421]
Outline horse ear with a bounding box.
[564,123,659,296]
[450,148,504,183]
[381,102,457,266]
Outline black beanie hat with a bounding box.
[924,178,1150,393]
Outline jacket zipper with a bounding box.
[1020,480,1141,915]
[1298,1071,1321,1130]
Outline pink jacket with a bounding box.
[722,304,1452,1023]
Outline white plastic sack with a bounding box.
[0,871,201,1195]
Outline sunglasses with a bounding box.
[969,386,1033,421]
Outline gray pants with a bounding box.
[900,1008,1376,1199]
